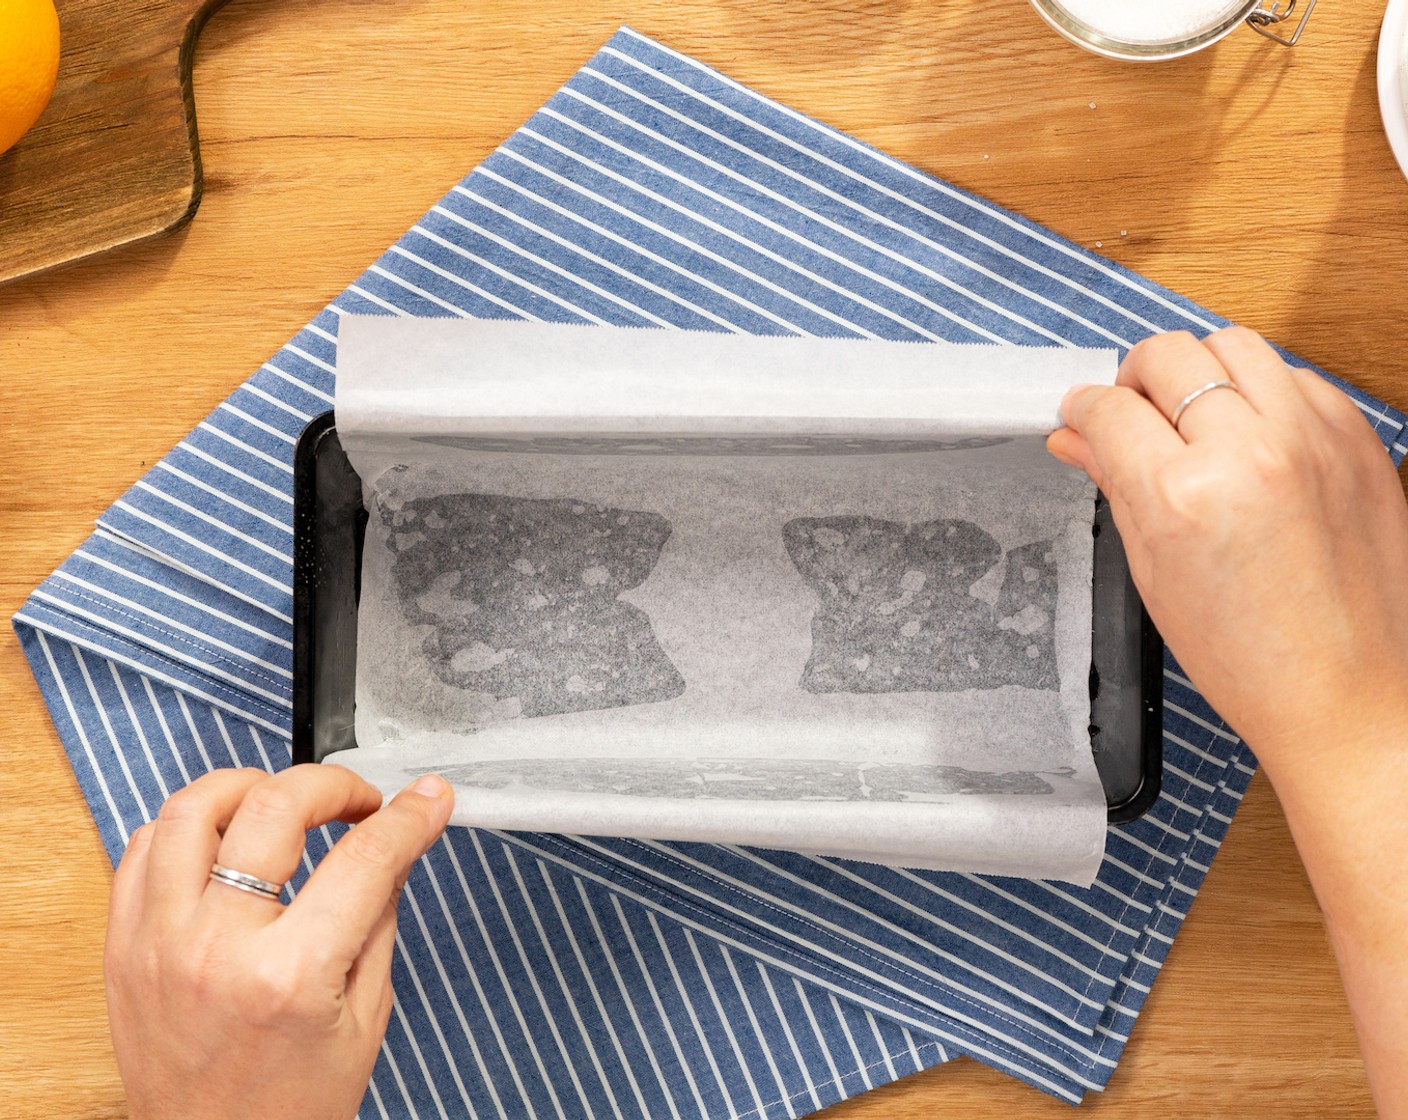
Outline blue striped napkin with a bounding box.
[15,26,1406,1115]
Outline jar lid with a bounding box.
[1031,0,1258,60]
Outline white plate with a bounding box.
[1380,0,1408,180]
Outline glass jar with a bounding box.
[1028,0,1316,61]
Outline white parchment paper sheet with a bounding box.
[332,318,1117,884]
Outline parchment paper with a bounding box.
[333,317,1117,884]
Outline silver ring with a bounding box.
[209,863,284,901]
[1169,379,1239,431]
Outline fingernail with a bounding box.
[410,774,448,798]
[1061,383,1094,406]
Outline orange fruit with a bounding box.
[0,0,61,157]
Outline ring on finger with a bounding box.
[1170,379,1240,432]
[209,863,285,902]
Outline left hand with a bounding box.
[104,763,453,1120]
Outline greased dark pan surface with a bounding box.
[292,413,1162,824]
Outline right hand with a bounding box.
[1047,327,1408,776]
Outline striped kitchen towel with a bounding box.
[15,26,1407,1115]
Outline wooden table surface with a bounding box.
[2,1,1405,1116]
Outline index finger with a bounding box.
[279,773,453,970]
[202,764,385,926]
[1055,383,1184,506]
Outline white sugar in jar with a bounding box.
[1030,0,1317,60]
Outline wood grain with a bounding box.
[0,0,231,284]
[0,0,1402,1115]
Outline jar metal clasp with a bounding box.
[1246,0,1317,46]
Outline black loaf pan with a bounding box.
[292,412,1163,823]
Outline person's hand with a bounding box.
[1048,326,1408,776]
[104,764,453,1120]
[1051,328,1408,1114]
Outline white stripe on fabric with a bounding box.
[512,835,1109,1091]
[608,894,713,1117]
[39,636,131,842]
[433,198,738,332]
[71,546,292,650]
[108,662,171,803]
[361,1059,393,1120]
[680,927,774,1118]
[195,421,294,473]
[341,284,408,316]
[176,440,295,503]
[862,1011,901,1085]
[1107,829,1178,868]
[807,857,1110,1000]
[792,979,846,1099]
[71,645,156,823]
[716,940,793,1110]
[15,612,289,736]
[364,264,478,319]
[509,124,901,342]
[445,835,574,1120]
[186,670,278,763]
[219,402,298,445]
[574,879,687,1120]
[457,175,766,333]
[283,342,338,375]
[1099,854,1164,890]
[370,1028,416,1119]
[387,244,601,325]
[1162,728,1226,767]
[626,839,1104,1026]
[488,154,830,337]
[411,220,671,328]
[242,382,314,423]
[387,985,455,1120]
[1164,763,1217,794]
[753,964,822,1115]
[501,846,631,1119]
[43,573,291,679]
[129,482,291,565]
[875,865,1120,974]
[109,501,290,592]
[88,528,292,629]
[970,874,1147,939]
[524,114,947,341]
[418,858,534,1116]
[28,590,291,707]
[537,861,660,1118]
[557,81,1096,347]
[644,910,745,1116]
[1163,698,1240,743]
[824,993,875,1092]
[466,835,597,1117]
[612,28,1218,334]
[152,462,293,535]
[263,360,335,403]
[391,908,488,1118]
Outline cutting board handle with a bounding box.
[0,0,235,285]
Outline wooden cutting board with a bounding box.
[0,0,230,285]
